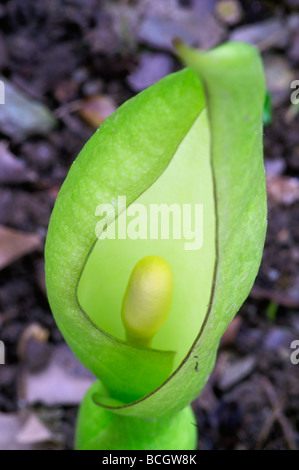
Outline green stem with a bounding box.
[75,381,197,450]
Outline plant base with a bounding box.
[75,381,197,450]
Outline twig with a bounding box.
[256,377,297,450]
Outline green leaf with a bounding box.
[45,41,266,418]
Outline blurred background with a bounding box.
[0,0,298,450]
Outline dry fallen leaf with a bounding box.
[267,175,299,205]
[263,54,295,106]
[230,18,290,51]
[137,1,225,51]
[127,52,173,92]
[0,77,57,140]
[20,344,95,406]
[0,411,57,450]
[220,316,242,348]
[0,413,22,450]
[215,0,243,25]
[0,225,41,270]
[212,353,256,392]
[16,413,54,445]
[17,323,50,372]
[78,95,117,128]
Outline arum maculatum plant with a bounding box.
[45,41,267,450]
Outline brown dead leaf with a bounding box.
[18,323,50,372]
[78,95,117,128]
[0,225,41,270]
[220,316,242,348]
[267,175,299,206]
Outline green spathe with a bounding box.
[78,108,214,372]
[45,41,266,448]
